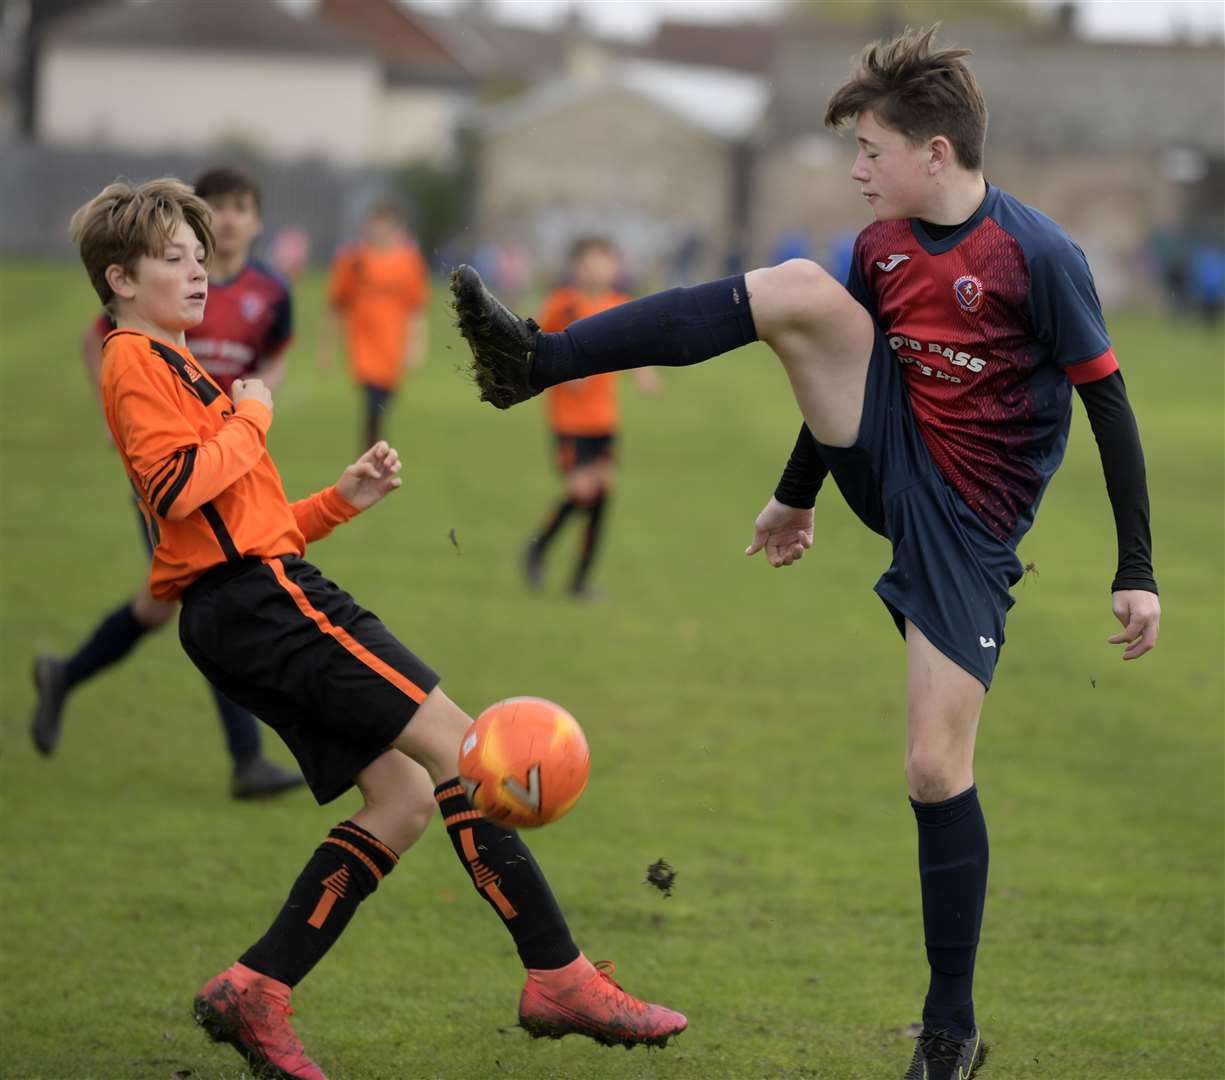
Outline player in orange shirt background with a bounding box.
[524,237,660,599]
[320,201,430,451]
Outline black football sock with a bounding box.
[913,785,989,1039]
[534,497,576,556]
[62,601,151,691]
[206,683,262,761]
[240,820,398,986]
[529,275,757,391]
[435,779,579,970]
[572,491,608,593]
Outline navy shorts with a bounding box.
[815,326,1022,688]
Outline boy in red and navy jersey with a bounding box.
[453,27,1158,1080]
[33,167,299,799]
[69,177,684,1080]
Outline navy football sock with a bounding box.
[63,601,150,690]
[529,275,757,391]
[207,683,262,762]
[912,785,989,1038]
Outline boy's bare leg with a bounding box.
[903,622,990,1047]
[745,260,876,449]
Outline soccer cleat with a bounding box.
[30,656,68,756]
[903,1027,986,1080]
[450,264,541,409]
[519,955,687,1049]
[193,962,328,1080]
[232,755,306,800]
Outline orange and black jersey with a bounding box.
[539,286,630,436]
[101,329,358,601]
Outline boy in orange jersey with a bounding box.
[320,201,430,451]
[70,178,685,1080]
[32,166,300,800]
[525,237,660,598]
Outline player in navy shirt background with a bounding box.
[32,166,302,800]
[452,26,1159,1079]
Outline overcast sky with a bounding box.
[406,0,1225,44]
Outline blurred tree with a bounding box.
[394,128,480,262]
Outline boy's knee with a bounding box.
[905,745,970,803]
[398,782,438,844]
[749,259,846,338]
[356,754,438,851]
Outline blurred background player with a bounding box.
[320,200,430,451]
[32,165,300,800]
[524,236,660,599]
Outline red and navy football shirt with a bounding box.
[848,183,1118,544]
[94,259,292,396]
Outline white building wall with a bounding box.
[39,46,382,164]
[372,86,466,165]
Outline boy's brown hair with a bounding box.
[824,25,988,171]
[568,235,617,263]
[69,178,215,313]
[194,165,262,211]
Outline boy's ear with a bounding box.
[928,135,955,174]
[105,262,137,301]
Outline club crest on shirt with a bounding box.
[954,274,985,312]
[240,293,266,322]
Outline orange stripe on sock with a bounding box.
[485,882,518,919]
[458,828,518,918]
[435,783,466,802]
[444,809,484,828]
[333,824,399,864]
[323,837,383,882]
[307,868,350,929]
[266,557,428,704]
[308,889,340,928]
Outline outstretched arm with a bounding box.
[290,441,402,543]
[1076,371,1160,659]
[745,423,824,567]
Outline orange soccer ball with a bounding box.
[457,697,590,828]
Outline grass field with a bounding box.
[1,258,1222,1080]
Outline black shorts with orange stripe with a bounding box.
[178,554,439,803]
[554,432,616,473]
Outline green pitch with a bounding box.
[1,259,1221,1079]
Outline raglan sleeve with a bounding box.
[843,236,878,318]
[404,248,430,312]
[1028,237,1156,593]
[106,352,272,522]
[328,250,356,311]
[1027,238,1118,384]
[290,486,360,544]
[263,283,293,358]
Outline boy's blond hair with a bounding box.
[69,178,215,313]
[825,25,988,171]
